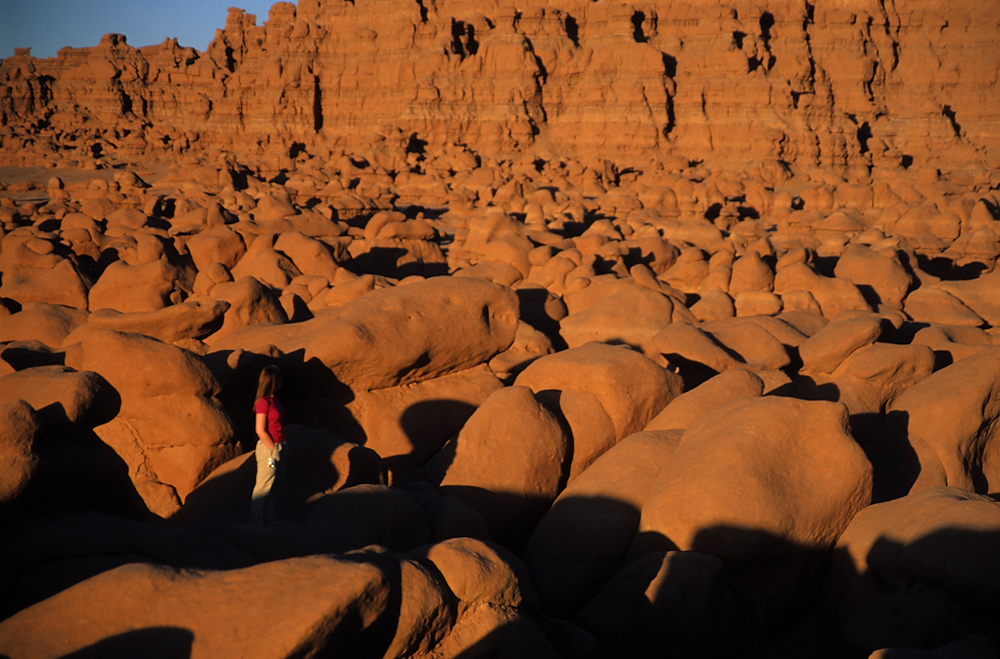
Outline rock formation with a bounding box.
[1,0,998,176]
[1,0,1000,657]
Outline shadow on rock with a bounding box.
[57,627,194,659]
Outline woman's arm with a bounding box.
[255,413,276,450]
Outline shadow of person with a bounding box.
[171,424,386,526]
[271,424,385,520]
[389,399,477,476]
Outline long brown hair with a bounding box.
[255,365,282,401]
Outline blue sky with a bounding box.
[1,0,288,59]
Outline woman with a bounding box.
[251,364,286,523]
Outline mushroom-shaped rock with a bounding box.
[273,231,342,281]
[211,277,519,391]
[936,268,1000,326]
[636,397,872,558]
[559,284,682,360]
[408,386,568,549]
[774,261,871,318]
[0,303,89,349]
[0,234,91,310]
[911,325,994,366]
[524,429,683,617]
[866,347,1000,500]
[203,276,288,344]
[534,388,617,484]
[183,226,247,271]
[827,487,1000,654]
[385,559,457,659]
[690,289,735,322]
[88,259,184,313]
[833,243,913,309]
[653,322,748,381]
[729,251,774,296]
[576,549,740,654]
[692,318,793,372]
[62,300,229,345]
[515,342,682,441]
[644,369,764,431]
[0,555,394,658]
[0,400,41,505]
[825,343,935,440]
[416,537,530,609]
[798,316,884,375]
[633,397,872,632]
[65,330,236,516]
[339,364,504,476]
[0,366,117,429]
[231,233,302,289]
[299,484,431,552]
[903,287,986,327]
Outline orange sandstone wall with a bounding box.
[1,0,998,173]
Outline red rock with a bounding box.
[644,369,764,431]
[653,322,749,377]
[535,389,617,484]
[0,399,40,504]
[834,243,914,309]
[867,347,1000,500]
[417,537,530,609]
[937,268,1000,326]
[515,342,682,441]
[799,316,884,375]
[911,325,994,366]
[385,559,457,659]
[559,283,689,361]
[409,386,568,549]
[0,366,116,429]
[299,484,431,551]
[341,364,504,476]
[201,276,288,344]
[636,397,872,559]
[230,232,302,289]
[88,258,185,313]
[576,549,739,653]
[211,277,518,391]
[729,250,774,297]
[828,487,1000,654]
[273,230,342,280]
[62,300,229,345]
[904,287,986,327]
[689,289,735,322]
[182,226,247,271]
[0,303,88,349]
[0,241,91,309]
[524,429,682,616]
[65,330,236,515]
[775,261,871,318]
[488,320,556,380]
[0,555,394,658]
[826,343,936,439]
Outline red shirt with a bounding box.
[254,396,286,443]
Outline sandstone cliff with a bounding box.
[2,0,998,175]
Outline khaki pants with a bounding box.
[250,441,282,523]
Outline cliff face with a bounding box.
[2,0,998,174]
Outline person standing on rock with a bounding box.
[251,365,286,523]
